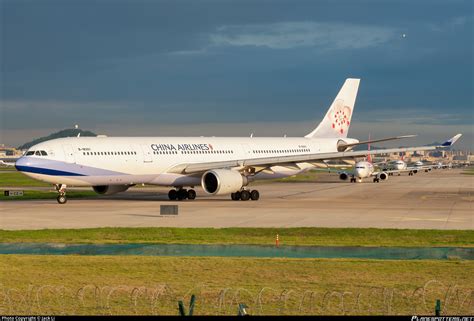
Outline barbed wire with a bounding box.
[0,280,472,315]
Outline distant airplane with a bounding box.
[338,151,407,183]
[0,160,15,167]
[337,134,390,183]
[382,158,427,176]
[14,78,462,204]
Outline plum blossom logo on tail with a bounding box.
[329,99,352,135]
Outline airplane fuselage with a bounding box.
[393,160,407,170]
[15,136,358,187]
[354,161,374,179]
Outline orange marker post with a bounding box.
[276,233,280,247]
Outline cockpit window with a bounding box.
[26,150,48,156]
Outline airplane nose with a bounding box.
[15,156,34,172]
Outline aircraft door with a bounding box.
[141,145,153,163]
[63,145,76,163]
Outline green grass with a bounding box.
[0,190,97,201]
[0,166,18,171]
[462,167,474,175]
[0,227,472,247]
[0,171,50,187]
[0,255,472,315]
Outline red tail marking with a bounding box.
[367,133,372,163]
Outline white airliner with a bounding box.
[14,79,462,204]
[383,159,422,176]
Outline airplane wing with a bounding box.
[168,134,461,175]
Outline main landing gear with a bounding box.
[56,184,67,204]
[373,177,380,183]
[168,188,196,201]
[231,189,260,201]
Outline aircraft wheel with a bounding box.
[168,189,177,200]
[57,195,67,204]
[231,192,241,201]
[250,190,260,201]
[177,189,188,200]
[187,189,196,200]
[373,178,377,183]
[240,190,250,201]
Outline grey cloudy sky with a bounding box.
[1,0,473,149]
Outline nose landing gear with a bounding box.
[56,184,67,204]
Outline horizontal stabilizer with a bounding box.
[338,135,416,151]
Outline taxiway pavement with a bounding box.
[1,169,472,230]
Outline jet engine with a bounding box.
[379,172,389,181]
[339,172,349,181]
[93,185,130,195]
[201,169,248,195]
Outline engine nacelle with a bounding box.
[379,172,389,181]
[339,172,349,181]
[93,185,130,195]
[201,169,247,195]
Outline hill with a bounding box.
[18,128,97,150]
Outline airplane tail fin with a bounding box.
[305,78,360,138]
[441,134,462,147]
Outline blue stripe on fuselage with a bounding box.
[15,165,85,176]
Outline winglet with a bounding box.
[441,134,462,147]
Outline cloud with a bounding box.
[356,108,473,126]
[209,21,398,50]
[426,15,471,32]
